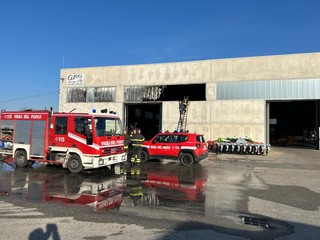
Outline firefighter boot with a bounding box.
[134,165,140,175]
[130,166,135,176]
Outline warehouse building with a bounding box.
[59,52,320,149]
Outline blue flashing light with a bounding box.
[92,109,96,113]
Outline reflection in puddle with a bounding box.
[0,156,15,172]
[0,161,208,214]
[122,162,208,210]
[4,167,125,211]
[1,158,270,228]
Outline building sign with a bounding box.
[67,74,84,86]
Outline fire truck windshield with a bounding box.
[94,117,123,137]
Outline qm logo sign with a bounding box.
[67,74,84,86]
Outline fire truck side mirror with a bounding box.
[85,129,93,145]
[84,119,93,145]
[86,135,93,145]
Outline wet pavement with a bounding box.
[0,147,320,239]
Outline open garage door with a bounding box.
[269,101,320,149]
[125,103,161,140]
[123,83,206,140]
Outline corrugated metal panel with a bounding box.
[217,78,320,100]
[240,82,246,99]
[314,79,320,98]
[270,80,275,99]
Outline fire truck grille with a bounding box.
[102,147,123,155]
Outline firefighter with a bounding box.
[123,128,132,165]
[120,128,132,174]
[129,129,134,138]
[130,128,137,163]
[130,184,143,206]
[131,128,145,164]
[128,165,143,206]
[182,96,189,111]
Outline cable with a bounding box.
[0,90,59,103]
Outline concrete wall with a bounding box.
[59,52,320,143]
[212,52,320,82]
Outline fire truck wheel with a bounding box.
[179,152,194,166]
[67,155,83,173]
[14,150,29,168]
[140,150,149,163]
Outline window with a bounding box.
[94,87,115,102]
[67,87,116,103]
[94,117,122,137]
[172,135,188,142]
[75,117,86,135]
[67,88,86,102]
[154,135,171,143]
[196,135,205,143]
[75,117,92,136]
[171,135,188,143]
[55,117,67,134]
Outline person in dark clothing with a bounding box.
[131,128,145,164]
[182,96,189,111]
[123,128,132,166]
[123,128,131,152]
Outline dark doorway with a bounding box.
[158,84,206,101]
[125,103,161,140]
[269,101,319,149]
[124,84,206,102]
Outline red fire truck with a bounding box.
[0,109,126,173]
[45,174,125,211]
[4,167,125,211]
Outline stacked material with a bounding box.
[207,137,271,155]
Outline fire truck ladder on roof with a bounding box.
[177,97,189,132]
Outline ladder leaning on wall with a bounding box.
[177,96,189,132]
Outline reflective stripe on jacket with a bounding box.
[131,133,145,147]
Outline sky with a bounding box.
[0,0,320,111]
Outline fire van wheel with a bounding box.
[140,150,149,163]
[179,152,194,166]
[67,155,83,174]
[14,150,29,168]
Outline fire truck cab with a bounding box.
[0,109,126,173]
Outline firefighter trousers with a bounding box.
[131,146,142,163]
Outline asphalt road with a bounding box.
[0,147,319,240]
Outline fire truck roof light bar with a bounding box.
[99,108,116,115]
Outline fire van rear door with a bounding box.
[30,120,47,157]
[14,120,47,157]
